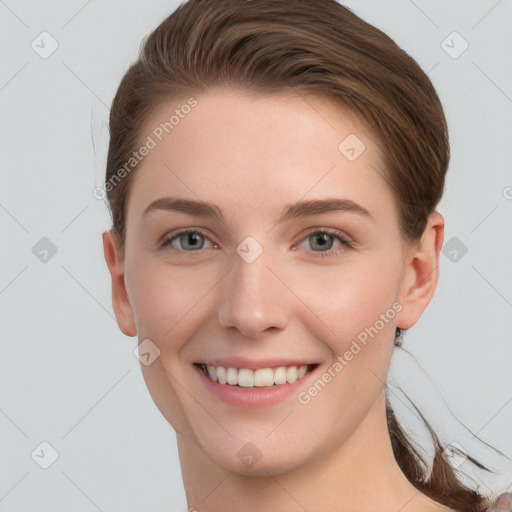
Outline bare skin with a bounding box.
[103,87,450,511]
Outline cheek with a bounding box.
[126,262,221,434]
[128,262,218,344]
[291,261,399,431]
[293,256,400,349]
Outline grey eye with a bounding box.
[308,233,334,251]
[175,232,206,250]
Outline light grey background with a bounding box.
[1,1,511,510]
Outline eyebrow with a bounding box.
[143,197,375,224]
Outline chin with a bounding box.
[210,445,306,477]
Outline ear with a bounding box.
[395,211,444,330]
[102,230,137,337]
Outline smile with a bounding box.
[196,363,317,388]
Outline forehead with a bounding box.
[127,87,393,226]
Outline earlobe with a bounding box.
[395,212,445,330]
[102,230,137,337]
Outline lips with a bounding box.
[193,360,321,408]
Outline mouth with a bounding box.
[194,362,319,388]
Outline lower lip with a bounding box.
[193,364,318,409]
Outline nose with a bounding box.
[217,249,290,339]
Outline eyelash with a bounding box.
[159,227,355,257]
[297,228,355,257]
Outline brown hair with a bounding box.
[105,0,494,509]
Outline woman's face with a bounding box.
[105,87,430,475]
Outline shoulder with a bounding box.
[488,492,512,511]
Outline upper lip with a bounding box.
[195,357,319,370]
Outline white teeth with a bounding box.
[201,364,310,387]
[254,368,274,387]
[286,366,298,383]
[273,366,287,385]
[216,366,227,384]
[206,365,217,382]
[226,367,238,385]
[238,368,255,387]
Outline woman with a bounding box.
[102,0,512,510]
